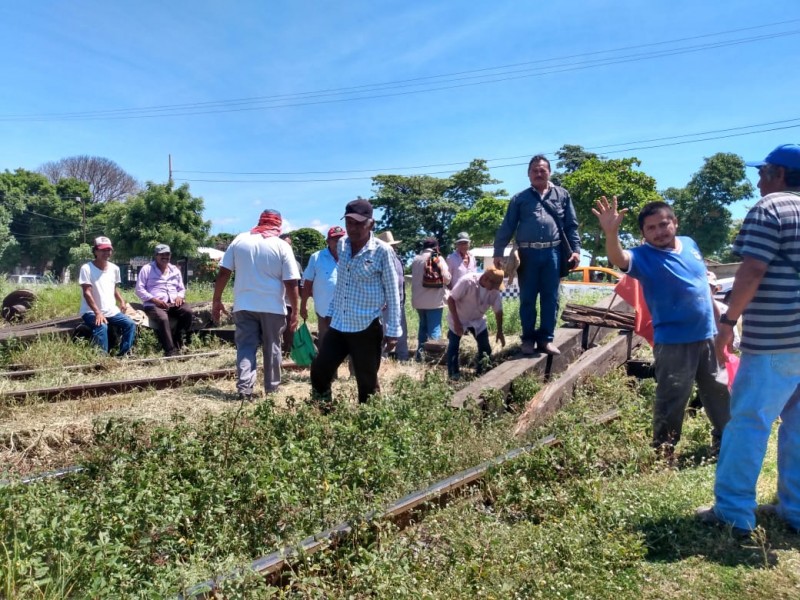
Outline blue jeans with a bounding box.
[415,307,443,360]
[81,312,136,356]
[713,352,800,531]
[447,328,492,378]
[517,247,561,345]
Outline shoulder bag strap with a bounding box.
[539,189,573,255]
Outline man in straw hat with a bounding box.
[446,267,506,380]
[377,230,409,361]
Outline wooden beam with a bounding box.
[512,332,643,437]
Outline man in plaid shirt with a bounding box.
[310,199,402,406]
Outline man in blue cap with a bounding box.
[697,144,800,537]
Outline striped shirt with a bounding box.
[733,191,800,353]
[328,233,402,336]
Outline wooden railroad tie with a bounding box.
[561,303,635,330]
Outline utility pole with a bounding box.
[168,154,173,185]
[76,196,86,244]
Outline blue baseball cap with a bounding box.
[745,144,800,169]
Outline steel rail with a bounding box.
[1,362,309,403]
[0,351,223,380]
[182,409,620,598]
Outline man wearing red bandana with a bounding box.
[212,209,300,400]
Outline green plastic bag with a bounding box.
[290,322,317,366]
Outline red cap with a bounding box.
[327,226,346,239]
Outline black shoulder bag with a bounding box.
[539,191,578,278]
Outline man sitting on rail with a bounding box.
[79,236,137,357]
[593,197,730,460]
[446,267,506,381]
[135,243,194,356]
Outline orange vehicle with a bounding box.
[562,266,621,286]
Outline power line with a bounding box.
[173,119,800,184]
[2,20,799,122]
[173,117,800,176]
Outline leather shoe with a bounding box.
[538,342,561,355]
[520,341,536,355]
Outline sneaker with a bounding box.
[521,341,536,355]
[695,506,752,539]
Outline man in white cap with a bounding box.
[135,243,194,356]
[447,231,477,290]
[301,225,346,348]
[212,209,300,400]
[698,143,800,537]
[78,236,137,356]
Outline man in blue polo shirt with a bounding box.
[697,144,800,536]
[594,197,730,458]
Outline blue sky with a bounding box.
[1,1,798,237]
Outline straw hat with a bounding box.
[377,231,401,246]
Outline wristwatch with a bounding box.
[719,313,738,327]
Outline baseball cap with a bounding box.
[93,236,113,250]
[154,243,171,255]
[342,199,373,222]
[745,144,800,169]
[327,225,346,239]
[456,232,471,243]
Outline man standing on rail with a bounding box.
[593,197,730,460]
[212,209,300,400]
[78,236,137,357]
[310,199,401,406]
[135,243,194,356]
[697,144,800,536]
[493,155,580,356]
[300,225,346,348]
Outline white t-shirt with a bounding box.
[221,232,300,314]
[78,261,122,317]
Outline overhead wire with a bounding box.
[1,20,799,122]
[173,119,800,184]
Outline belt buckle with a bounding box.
[532,242,544,249]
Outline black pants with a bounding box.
[310,319,383,404]
[144,304,194,355]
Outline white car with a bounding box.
[6,274,52,286]
[714,276,734,303]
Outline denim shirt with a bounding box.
[493,185,580,257]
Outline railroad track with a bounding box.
[0,351,223,380]
[181,409,621,598]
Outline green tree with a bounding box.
[370,159,505,259]
[561,157,660,263]
[205,232,236,251]
[551,144,601,185]
[288,227,325,269]
[105,181,210,261]
[0,170,93,275]
[664,153,754,258]
[449,195,509,247]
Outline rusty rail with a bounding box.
[182,409,619,598]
